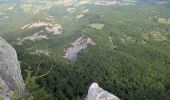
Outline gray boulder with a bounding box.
[0,37,25,100]
[86,83,120,100]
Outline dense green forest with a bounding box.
[0,1,170,100]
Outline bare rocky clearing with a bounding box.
[75,9,89,19]
[95,0,118,5]
[30,50,51,56]
[21,21,63,35]
[88,23,105,30]
[78,0,90,5]
[151,32,167,41]
[76,14,84,19]
[64,35,95,61]
[18,31,48,45]
[158,18,170,24]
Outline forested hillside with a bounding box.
[0,0,170,100]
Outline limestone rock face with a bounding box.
[0,37,25,100]
[86,83,120,100]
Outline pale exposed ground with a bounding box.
[121,38,125,43]
[141,40,147,44]
[0,12,3,15]
[21,21,63,35]
[95,0,118,5]
[78,0,90,5]
[63,0,75,6]
[7,6,15,11]
[21,21,53,29]
[18,32,48,45]
[3,16,9,19]
[109,36,117,49]
[87,23,105,30]
[49,15,55,18]
[71,36,95,46]
[30,50,51,56]
[0,16,10,20]
[123,0,136,2]
[121,0,137,5]
[45,25,63,35]
[151,32,167,41]
[66,7,76,13]
[126,36,134,42]
[75,9,89,19]
[148,17,152,20]
[142,34,149,40]
[64,35,95,61]
[140,32,166,44]
[76,14,84,19]
[55,0,75,6]
[119,2,135,5]
[121,34,135,43]
[82,9,89,13]
[158,18,170,24]
[46,16,55,22]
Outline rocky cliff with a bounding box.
[86,83,120,100]
[0,37,25,100]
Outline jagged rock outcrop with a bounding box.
[86,83,120,100]
[0,37,25,100]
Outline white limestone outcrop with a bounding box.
[0,37,25,100]
[86,83,120,100]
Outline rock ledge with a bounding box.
[86,83,120,100]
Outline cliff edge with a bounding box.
[0,37,25,100]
